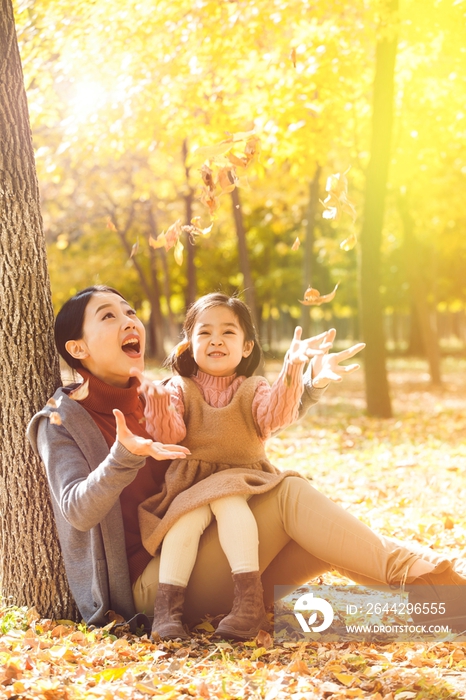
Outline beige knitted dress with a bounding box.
[138,376,303,556]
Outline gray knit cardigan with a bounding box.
[27,375,324,626]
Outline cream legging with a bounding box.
[133,477,437,624]
[159,495,259,586]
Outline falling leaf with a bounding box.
[106,217,117,231]
[149,233,166,249]
[298,283,339,306]
[130,239,139,258]
[321,167,357,222]
[244,135,261,164]
[290,48,297,67]
[340,232,357,251]
[164,220,183,251]
[190,218,213,236]
[69,379,90,402]
[217,166,238,194]
[200,164,215,191]
[199,187,220,215]
[175,340,191,357]
[227,152,248,169]
[193,139,235,162]
[49,412,62,425]
[291,237,301,251]
[174,239,184,266]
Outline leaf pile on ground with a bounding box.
[2,358,466,699]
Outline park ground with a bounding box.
[1,357,466,699]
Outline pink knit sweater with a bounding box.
[144,358,304,444]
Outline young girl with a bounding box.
[138,293,363,640]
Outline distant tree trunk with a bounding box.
[300,165,321,336]
[359,0,398,418]
[147,202,177,342]
[407,302,424,355]
[111,205,164,360]
[0,0,77,618]
[230,188,259,328]
[398,194,442,385]
[182,140,196,307]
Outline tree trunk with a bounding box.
[147,202,177,342]
[113,206,164,360]
[359,0,398,418]
[230,188,259,327]
[398,194,442,385]
[0,0,77,618]
[182,140,196,307]
[301,165,322,336]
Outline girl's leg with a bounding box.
[210,495,269,639]
[209,495,259,573]
[159,505,213,586]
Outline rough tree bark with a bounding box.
[359,0,398,418]
[0,0,77,618]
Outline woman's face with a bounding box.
[65,291,146,387]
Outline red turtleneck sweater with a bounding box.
[75,369,170,584]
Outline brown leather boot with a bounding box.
[215,571,271,640]
[407,560,466,632]
[151,583,189,640]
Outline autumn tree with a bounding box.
[0,0,76,618]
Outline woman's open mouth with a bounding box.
[122,337,141,357]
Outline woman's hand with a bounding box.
[311,341,366,389]
[288,327,334,365]
[113,409,191,461]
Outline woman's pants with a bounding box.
[133,477,439,625]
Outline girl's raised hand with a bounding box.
[129,367,171,400]
[311,342,366,389]
[113,409,191,461]
[288,327,334,365]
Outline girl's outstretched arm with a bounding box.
[253,328,333,439]
[130,367,187,444]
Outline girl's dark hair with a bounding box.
[167,293,262,378]
[54,285,125,369]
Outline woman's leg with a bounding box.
[249,477,421,586]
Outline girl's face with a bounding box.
[191,305,254,377]
[65,291,145,388]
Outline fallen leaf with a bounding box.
[255,629,273,649]
[46,398,57,408]
[334,672,358,686]
[298,283,339,306]
[444,516,454,529]
[49,412,62,425]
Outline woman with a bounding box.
[27,286,466,632]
